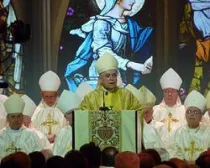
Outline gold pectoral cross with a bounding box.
[162,113,179,132]
[184,140,203,161]
[5,142,22,154]
[41,113,58,135]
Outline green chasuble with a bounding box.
[79,86,142,112]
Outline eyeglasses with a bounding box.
[163,89,178,94]
[186,109,201,115]
[42,95,57,100]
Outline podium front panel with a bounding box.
[73,110,141,152]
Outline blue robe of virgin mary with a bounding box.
[65,17,153,92]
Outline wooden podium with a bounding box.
[73,110,142,153]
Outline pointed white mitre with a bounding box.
[21,94,37,117]
[76,82,94,100]
[4,94,25,114]
[58,90,81,113]
[160,68,182,90]
[39,70,61,91]
[95,52,118,74]
[206,91,210,109]
[125,84,141,103]
[184,90,206,113]
[139,86,156,108]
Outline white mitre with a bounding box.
[39,70,61,91]
[205,91,210,109]
[95,52,118,74]
[58,90,81,113]
[76,82,94,101]
[125,84,141,102]
[21,94,37,117]
[184,90,206,113]
[160,68,182,90]
[139,86,156,109]
[4,94,25,114]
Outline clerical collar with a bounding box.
[7,126,24,133]
[100,85,118,93]
[187,125,200,133]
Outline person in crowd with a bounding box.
[80,142,101,168]
[0,94,43,160]
[138,152,155,168]
[64,150,88,168]
[1,151,31,168]
[115,151,140,168]
[28,151,45,168]
[31,70,67,143]
[46,155,66,168]
[100,146,119,168]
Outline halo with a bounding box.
[95,0,145,17]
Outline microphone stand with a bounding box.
[99,91,110,111]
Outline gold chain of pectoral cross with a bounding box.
[184,140,203,161]
[5,141,22,154]
[41,113,58,135]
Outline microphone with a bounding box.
[99,91,110,111]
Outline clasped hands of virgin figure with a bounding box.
[127,56,153,74]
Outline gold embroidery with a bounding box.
[90,111,120,150]
[41,113,58,135]
[161,113,179,132]
[184,140,203,161]
[5,142,22,154]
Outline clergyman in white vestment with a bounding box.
[0,94,43,160]
[31,71,67,143]
[171,90,210,163]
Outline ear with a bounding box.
[98,75,102,84]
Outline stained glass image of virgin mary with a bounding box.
[64,0,154,92]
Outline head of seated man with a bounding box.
[39,70,61,107]
[7,113,23,130]
[41,91,58,107]
[185,107,202,129]
[163,88,179,107]
[184,90,206,129]
[160,68,182,107]
[4,94,25,130]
